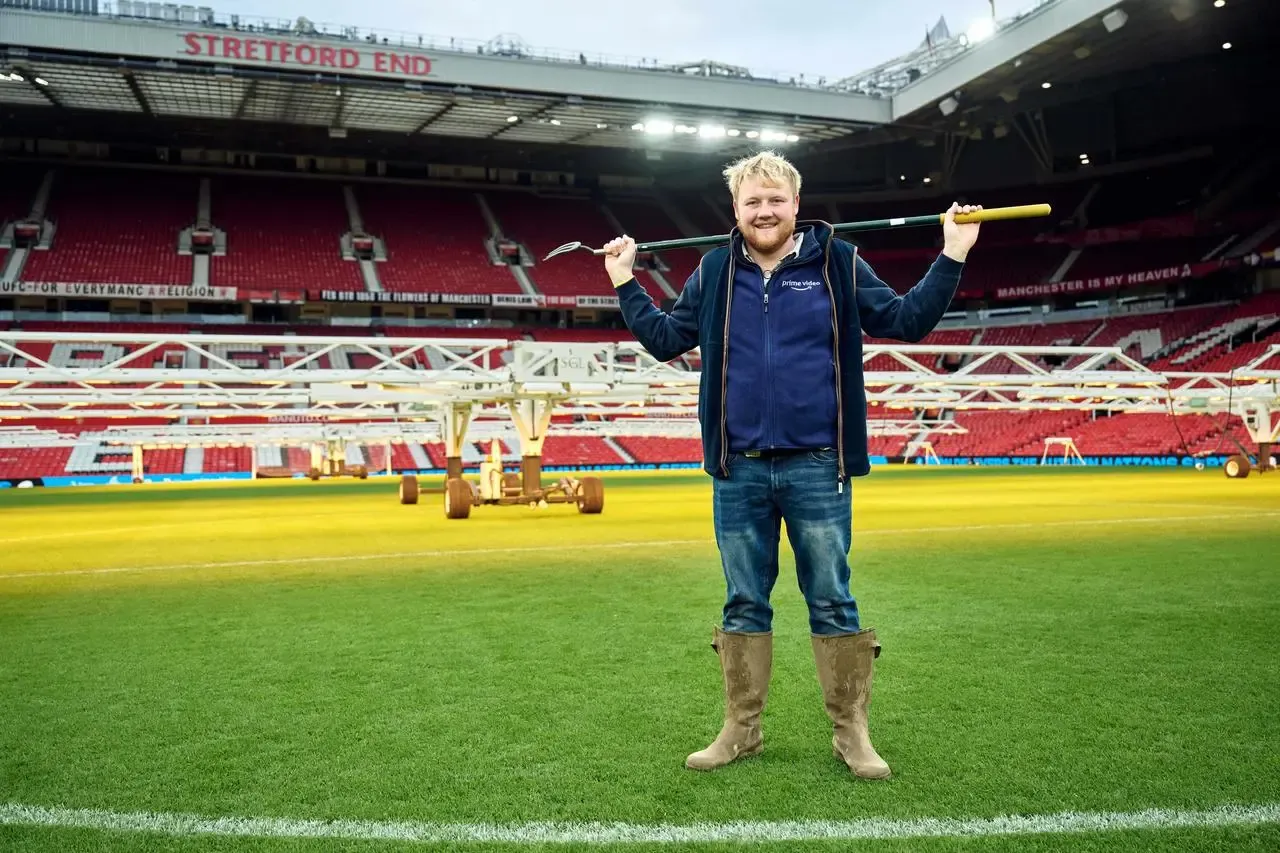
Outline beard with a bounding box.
[742,219,795,256]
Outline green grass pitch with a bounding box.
[1,466,1278,851]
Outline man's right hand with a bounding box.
[603,235,637,288]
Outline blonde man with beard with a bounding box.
[601,150,982,779]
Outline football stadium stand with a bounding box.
[1,0,1277,482]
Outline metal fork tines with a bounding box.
[543,241,605,261]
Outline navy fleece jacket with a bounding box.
[615,221,964,481]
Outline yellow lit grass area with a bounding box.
[1,466,1279,852]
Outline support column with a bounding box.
[941,131,967,191]
[508,398,555,494]
[442,403,473,480]
[1242,402,1278,471]
[1011,110,1053,176]
[132,445,144,483]
[327,438,346,474]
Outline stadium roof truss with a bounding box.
[0,417,960,463]
[859,0,1136,115]
[0,334,1276,448]
[838,0,1276,133]
[41,417,969,454]
[4,0,1276,161]
[0,53,866,154]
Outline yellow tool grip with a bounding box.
[944,203,1053,224]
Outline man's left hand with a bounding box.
[942,202,982,263]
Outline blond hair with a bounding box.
[722,150,802,201]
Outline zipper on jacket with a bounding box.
[721,239,808,476]
[755,258,793,451]
[820,229,845,492]
[763,271,774,450]
[719,253,736,477]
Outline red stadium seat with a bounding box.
[486,193,666,301]
[209,177,364,292]
[22,169,196,286]
[357,185,523,295]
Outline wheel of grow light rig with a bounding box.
[1224,454,1252,479]
[351,465,368,480]
[445,477,472,519]
[399,474,419,505]
[577,476,604,514]
[307,467,322,481]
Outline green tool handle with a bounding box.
[634,203,1054,253]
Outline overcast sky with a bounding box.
[208,0,1046,82]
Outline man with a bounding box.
[602,151,981,779]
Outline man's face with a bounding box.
[733,176,799,256]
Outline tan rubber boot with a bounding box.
[685,627,772,771]
[811,629,891,779]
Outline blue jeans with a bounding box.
[712,450,860,636]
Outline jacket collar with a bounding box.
[729,220,833,266]
[741,228,805,262]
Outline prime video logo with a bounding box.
[780,280,823,291]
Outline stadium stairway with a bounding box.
[0,166,49,282]
[602,436,635,463]
[473,192,541,296]
[21,168,197,287]
[598,201,677,300]
[614,436,703,465]
[607,197,701,295]
[1152,293,1280,370]
[208,176,364,293]
[358,186,527,296]
[345,443,365,467]
[406,443,432,470]
[340,185,382,293]
[255,445,284,469]
[1229,215,1280,258]
[485,192,666,301]
[66,440,133,475]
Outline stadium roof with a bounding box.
[876,0,1276,126]
[1,0,1274,166]
[805,0,1277,161]
[0,5,887,156]
[0,56,865,155]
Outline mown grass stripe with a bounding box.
[2,510,1276,581]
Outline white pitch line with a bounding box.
[2,510,1277,582]
[0,520,220,546]
[1123,501,1271,512]
[0,504,1265,549]
[868,510,1280,538]
[0,539,707,580]
[0,507,405,545]
[0,801,1276,845]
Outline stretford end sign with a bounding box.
[181,32,434,77]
